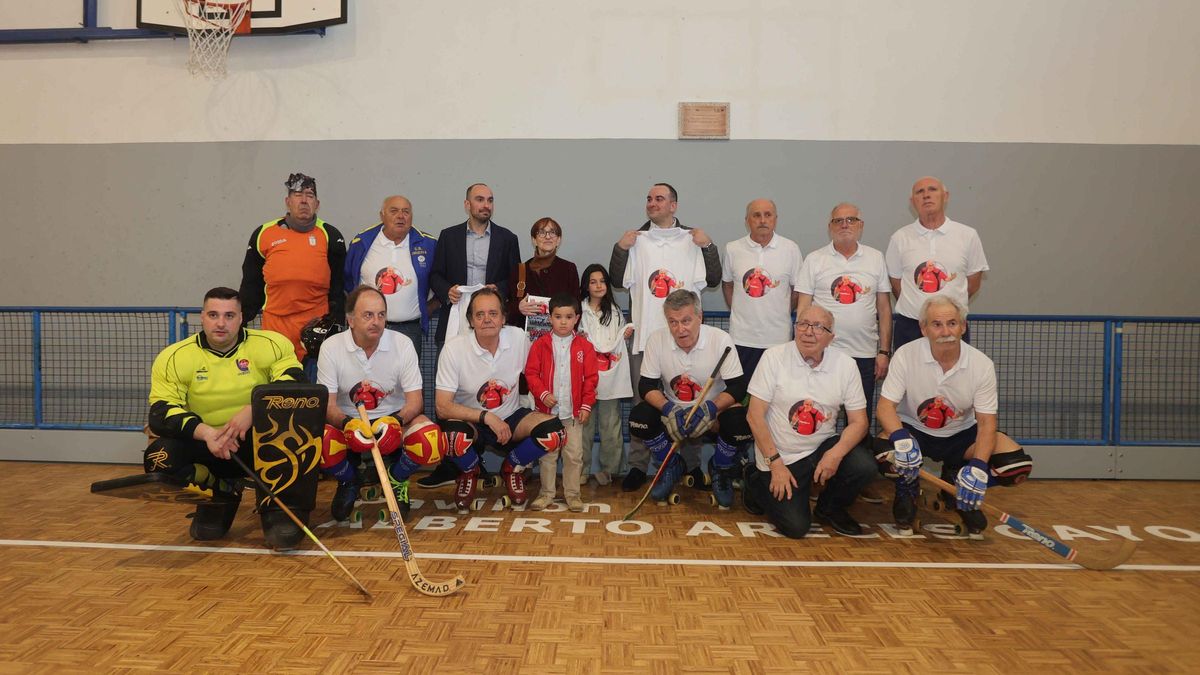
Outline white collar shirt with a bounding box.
[435,325,529,419]
[360,231,421,322]
[879,338,998,437]
[721,233,803,347]
[797,242,889,357]
[640,324,742,406]
[885,218,989,320]
[316,329,423,418]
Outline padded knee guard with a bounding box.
[628,402,665,440]
[989,446,1033,486]
[507,417,567,468]
[402,421,444,466]
[441,419,479,473]
[144,437,189,477]
[714,407,752,468]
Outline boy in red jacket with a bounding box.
[525,292,599,511]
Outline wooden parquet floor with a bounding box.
[1,461,1198,674]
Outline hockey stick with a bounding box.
[918,468,1137,571]
[227,453,372,599]
[623,346,733,521]
[357,404,467,597]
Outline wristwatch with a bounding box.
[878,349,891,357]
[478,410,488,425]
[765,453,781,464]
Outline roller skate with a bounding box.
[501,459,527,507]
[330,477,359,522]
[454,466,480,514]
[651,454,686,505]
[708,457,738,510]
[892,477,919,536]
[189,481,243,541]
[390,475,411,521]
[687,465,710,491]
[925,468,987,539]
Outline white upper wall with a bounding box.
[2,0,1199,145]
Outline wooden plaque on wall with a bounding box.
[678,102,729,139]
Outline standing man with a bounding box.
[797,202,892,423]
[609,183,722,491]
[421,183,522,488]
[744,305,875,537]
[316,286,441,521]
[240,172,346,363]
[146,287,310,549]
[721,198,803,379]
[877,296,1032,538]
[885,176,988,351]
[344,195,438,356]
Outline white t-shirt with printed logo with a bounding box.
[316,329,423,419]
[640,324,742,406]
[885,218,989,320]
[435,325,529,419]
[721,233,803,348]
[880,338,998,438]
[747,343,866,469]
[360,233,421,323]
[623,226,708,354]
[797,242,889,358]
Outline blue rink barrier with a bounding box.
[0,307,1196,446]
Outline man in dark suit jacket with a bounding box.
[420,183,522,488]
[429,183,522,346]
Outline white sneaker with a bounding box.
[594,471,611,486]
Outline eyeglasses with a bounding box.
[829,217,862,226]
[535,230,560,238]
[796,321,833,335]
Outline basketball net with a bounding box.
[173,0,252,78]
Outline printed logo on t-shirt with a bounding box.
[741,267,780,298]
[647,269,681,299]
[349,380,390,411]
[913,261,956,294]
[375,267,411,295]
[788,399,828,435]
[829,275,869,305]
[477,380,511,409]
[595,351,618,372]
[669,374,703,402]
[236,358,250,372]
[918,396,959,429]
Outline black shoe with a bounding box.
[742,464,765,516]
[688,465,710,491]
[621,467,647,492]
[417,460,459,489]
[892,480,918,531]
[261,508,307,551]
[814,503,863,536]
[957,508,988,537]
[189,492,242,541]
[330,480,358,522]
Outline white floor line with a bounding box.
[2,538,1196,572]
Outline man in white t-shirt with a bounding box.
[877,296,1032,538]
[797,202,892,423]
[609,183,722,492]
[628,290,752,508]
[744,305,875,537]
[722,198,803,380]
[433,288,565,513]
[885,176,989,350]
[316,286,441,521]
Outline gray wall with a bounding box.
[3,139,1199,315]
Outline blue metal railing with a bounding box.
[1,307,1196,446]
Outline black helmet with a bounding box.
[300,314,344,359]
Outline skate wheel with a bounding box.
[708,494,717,507]
[350,509,363,524]
[377,509,389,524]
[682,475,695,488]
[668,493,681,505]
[485,476,501,489]
[499,496,512,507]
[360,486,379,501]
[931,498,948,512]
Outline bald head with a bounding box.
[379,195,413,242]
[911,176,949,225]
[744,198,778,244]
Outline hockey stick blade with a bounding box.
[623,346,733,521]
[357,405,467,596]
[918,467,1137,571]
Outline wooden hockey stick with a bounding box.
[918,468,1137,571]
[623,346,732,521]
[227,453,372,599]
[357,404,467,597]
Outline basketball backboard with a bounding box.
[137,0,347,35]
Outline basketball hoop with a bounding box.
[173,0,252,78]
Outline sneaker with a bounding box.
[621,467,647,492]
[957,508,988,539]
[709,457,735,509]
[594,471,612,486]
[651,455,686,502]
[418,460,459,488]
[529,493,554,511]
[892,478,918,534]
[858,481,886,504]
[330,480,358,522]
[391,476,411,521]
[566,495,585,512]
[688,465,710,491]
[741,464,765,516]
[189,491,242,541]
[454,467,479,514]
[814,502,863,536]
[261,507,307,551]
[502,459,528,506]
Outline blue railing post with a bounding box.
[1111,320,1123,446]
[32,310,43,427]
[1101,320,1113,445]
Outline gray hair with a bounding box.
[798,304,835,332]
[919,295,967,326]
[830,202,863,220]
[662,289,701,316]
